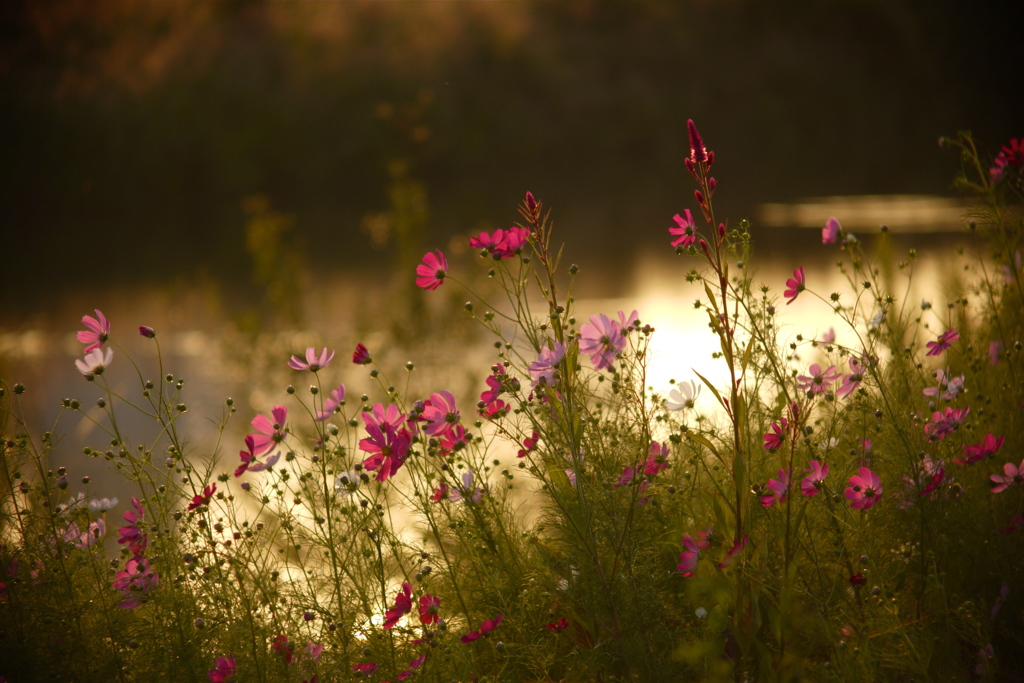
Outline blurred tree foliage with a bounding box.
[0,0,1020,308]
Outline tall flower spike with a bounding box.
[687,119,708,164]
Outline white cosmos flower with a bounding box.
[666,380,701,411]
[75,347,113,376]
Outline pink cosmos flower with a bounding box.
[352,663,378,676]
[138,326,155,338]
[470,228,507,253]
[430,481,449,502]
[272,635,294,664]
[845,467,883,510]
[383,582,413,629]
[990,459,1024,493]
[763,418,788,452]
[821,327,836,344]
[188,484,216,511]
[315,384,346,422]
[801,460,829,497]
[546,617,569,631]
[117,497,147,558]
[677,531,711,577]
[112,557,159,609]
[418,594,440,625]
[917,458,946,498]
[63,518,106,549]
[718,536,749,570]
[235,434,280,477]
[822,217,840,244]
[359,404,412,482]
[208,655,236,683]
[923,405,969,441]
[760,469,791,508]
[461,614,503,643]
[288,347,335,372]
[613,466,635,488]
[836,357,865,399]
[479,365,505,406]
[925,328,959,357]
[421,390,460,437]
[449,470,485,503]
[958,433,1005,466]
[479,399,508,420]
[518,431,539,458]
[644,441,669,476]
[578,313,626,370]
[669,210,698,248]
[76,309,110,353]
[437,425,470,457]
[797,363,842,395]
[249,406,288,456]
[352,343,371,365]
[529,342,566,387]
[989,341,1003,365]
[75,347,113,376]
[395,654,427,682]
[415,250,448,290]
[922,367,965,401]
[990,138,1024,182]
[784,267,805,305]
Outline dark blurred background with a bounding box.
[1,0,1021,315]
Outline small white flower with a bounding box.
[666,380,701,411]
[75,347,113,376]
[695,607,707,618]
[869,309,886,329]
[335,470,359,496]
[818,437,840,453]
[88,497,119,512]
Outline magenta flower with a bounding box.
[990,138,1024,181]
[529,342,566,387]
[677,531,710,577]
[687,119,708,165]
[762,418,788,452]
[925,328,959,356]
[75,347,113,377]
[614,466,635,488]
[579,313,626,370]
[958,433,1005,466]
[249,405,288,456]
[923,405,969,441]
[797,363,841,395]
[117,497,147,558]
[836,357,865,399]
[359,404,412,482]
[288,347,335,372]
[917,459,947,498]
[63,518,106,549]
[449,470,485,503]
[669,210,698,248]
[801,460,829,497]
[421,390,460,437]
[352,663,378,676]
[315,384,346,422]
[845,467,883,510]
[990,459,1024,493]
[644,441,669,476]
[546,618,569,631]
[430,480,449,502]
[235,434,280,477]
[112,557,159,609]
[418,594,440,625]
[437,424,471,457]
[822,217,840,244]
[821,327,836,344]
[138,326,155,338]
[922,367,965,401]
[395,654,427,682]
[383,582,413,629]
[461,614,503,643]
[208,655,236,683]
[415,250,448,290]
[76,309,110,353]
[718,536,749,570]
[784,267,805,305]
[760,469,791,508]
[518,431,540,458]
[469,228,506,253]
[479,365,505,406]
[352,342,371,365]
[187,484,216,511]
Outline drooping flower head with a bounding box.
[760,469,791,508]
[578,313,626,370]
[836,356,865,399]
[315,384,346,422]
[518,431,540,458]
[822,217,840,244]
[415,250,448,290]
[669,210,698,248]
[666,379,700,410]
[352,343,372,365]
[845,467,883,510]
[925,328,959,357]
[677,530,711,577]
[958,433,1005,466]
[529,342,567,388]
[76,309,110,353]
[784,267,805,304]
[288,347,335,372]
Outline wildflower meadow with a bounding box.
[1,124,1022,681]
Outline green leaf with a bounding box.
[693,369,727,413]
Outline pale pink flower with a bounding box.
[578,313,626,370]
[529,342,566,387]
[415,250,448,290]
[822,217,840,244]
[925,328,959,357]
[923,405,969,441]
[76,309,110,353]
[760,469,791,508]
[449,470,485,503]
[421,390,460,437]
[821,327,836,344]
[112,557,159,609]
[315,384,346,422]
[845,467,883,510]
[990,459,1024,493]
[718,536,748,569]
[75,347,113,376]
[288,347,335,372]
[835,357,865,398]
[989,341,1003,365]
[784,267,805,305]
[63,518,106,549]
[922,367,964,401]
[801,460,829,497]
[669,210,698,248]
[796,363,841,395]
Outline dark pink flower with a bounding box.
[272,635,295,664]
[430,480,449,502]
[579,313,626,370]
[762,418,788,452]
[797,363,842,396]
[784,267,805,305]
[518,431,539,458]
[418,594,440,625]
[359,404,412,482]
[849,573,866,587]
[545,617,569,631]
[718,536,749,569]
[822,217,840,244]
[383,582,413,629]
[918,460,946,498]
[249,406,288,456]
[288,347,335,372]
[352,662,378,676]
[990,459,1024,493]
[112,557,159,609]
[925,328,959,357]
[801,460,829,497]
[437,425,470,457]
[845,467,883,510]
[117,497,147,558]
[208,655,236,683]
[395,653,426,681]
[923,405,969,441]
[352,343,371,365]
[138,326,155,339]
[958,433,1005,466]
[836,357,865,398]
[188,484,216,511]
[415,250,448,290]
[644,441,669,476]
[461,614,503,643]
[760,469,791,508]
[990,138,1024,182]
[315,384,346,422]
[421,390,460,437]
[669,210,698,248]
[613,466,635,488]
[76,309,110,353]
[989,341,1003,365]
[687,119,708,164]
[479,365,505,406]
[235,434,280,477]
[677,531,710,576]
